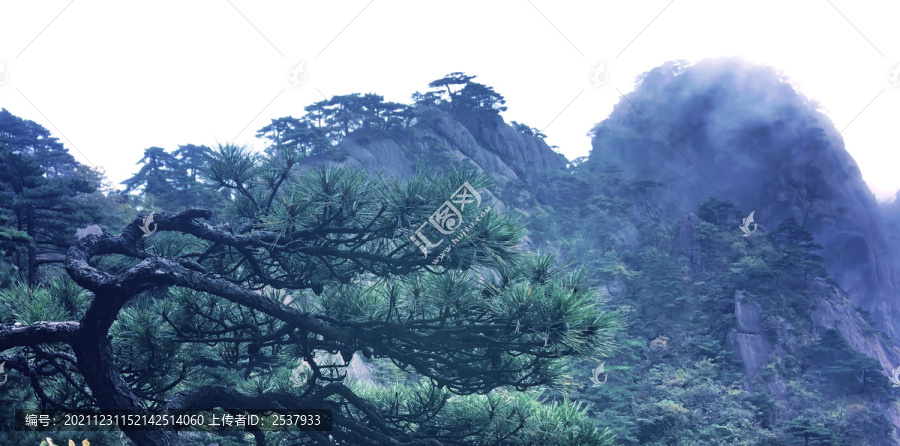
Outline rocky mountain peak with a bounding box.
[299,106,567,191]
[588,57,900,341]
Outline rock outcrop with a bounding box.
[298,107,567,193]
[881,192,900,274]
[726,290,771,387]
[675,213,702,277]
[75,224,102,239]
[811,280,900,374]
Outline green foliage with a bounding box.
[189,154,619,441]
[354,384,615,445]
[769,217,827,290]
[299,93,412,144]
[783,417,831,445]
[422,72,508,114]
[510,121,547,139]
[0,109,109,284]
[804,329,890,396]
[2,76,896,444]
[121,144,227,212]
[527,164,895,444]
[0,275,126,445]
[0,132,622,444]
[0,276,90,324]
[256,116,330,157]
[427,72,476,97]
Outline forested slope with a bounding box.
[1,61,899,445]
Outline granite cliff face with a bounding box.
[674,210,900,383]
[588,57,900,344]
[299,106,567,192]
[881,192,900,275]
[725,290,771,385]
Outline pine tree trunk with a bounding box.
[72,319,181,445]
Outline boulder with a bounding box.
[75,224,102,239]
[726,290,770,387]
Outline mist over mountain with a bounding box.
[587,57,900,342]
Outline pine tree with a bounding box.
[121,145,226,212]
[0,144,620,445]
[121,146,177,197]
[770,217,827,286]
[0,109,105,284]
[784,417,831,445]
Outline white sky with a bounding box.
[1,1,899,200]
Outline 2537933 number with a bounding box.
[270,414,321,426]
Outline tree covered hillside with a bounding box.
[0,75,617,446]
[1,66,899,445]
